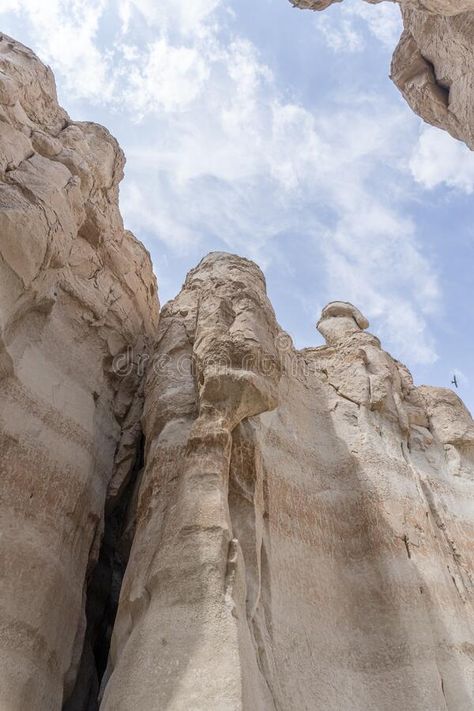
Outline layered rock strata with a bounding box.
[0,35,158,710]
[101,255,474,711]
[100,253,283,710]
[1,33,473,711]
[290,0,474,150]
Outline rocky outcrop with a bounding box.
[0,35,158,710]
[100,253,283,710]
[290,0,474,150]
[1,34,473,711]
[392,7,474,149]
[101,255,474,711]
[292,0,474,11]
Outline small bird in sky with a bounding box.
[451,374,458,388]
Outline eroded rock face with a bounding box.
[293,0,474,11]
[101,258,474,711]
[100,253,283,710]
[1,32,473,711]
[392,7,474,149]
[290,0,474,149]
[0,35,158,710]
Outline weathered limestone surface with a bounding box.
[392,7,474,149]
[102,256,474,711]
[293,0,474,11]
[290,0,474,149]
[100,253,283,710]
[0,35,159,710]
[1,33,473,711]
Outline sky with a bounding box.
[0,0,473,412]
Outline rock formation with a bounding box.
[290,0,474,150]
[1,33,473,711]
[98,256,474,711]
[99,253,282,710]
[0,34,158,710]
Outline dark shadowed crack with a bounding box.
[62,436,144,711]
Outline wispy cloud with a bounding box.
[314,0,402,53]
[117,0,222,37]
[1,0,111,99]
[410,126,474,194]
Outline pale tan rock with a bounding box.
[405,0,474,14]
[100,253,282,711]
[101,260,474,711]
[290,0,474,149]
[0,35,159,710]
[392,8,474,149]
[1,31,473,711]
[289,0,342,9]
[290,0,474,17]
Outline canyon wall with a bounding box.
[0,32,473,711]
[290,0,474,150]
[101,253,474,711]
[0,35,158,710]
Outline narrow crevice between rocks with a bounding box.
[62,436,145,711]
[228,421,280,711]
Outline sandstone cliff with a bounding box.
[0,35,159,710]
[290,0,474,150]
[99,253,474,711]
[1,33,473,711]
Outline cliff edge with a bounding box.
[0,34,159,710]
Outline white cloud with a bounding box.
[120,181,202,252]
[125,40,210,115]
[347,0,401,50]
[0,0,111,99]
[0,0,223,103]
[410,126,474,194]
[0,0,19,10]
[316,15,365,53]
[314,0,401,53]
[321,201,439,364]
[118,0,222,37]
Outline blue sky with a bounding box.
[1,0,473,411]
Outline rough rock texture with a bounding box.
[100,253,283,710]
[0,35,158,710]
[392,7,474,149]
[101,254,474,711]
[292,0,474,11]
[290,0,474,149]
[1,33,474,711]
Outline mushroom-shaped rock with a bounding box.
[317,301,369,346]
